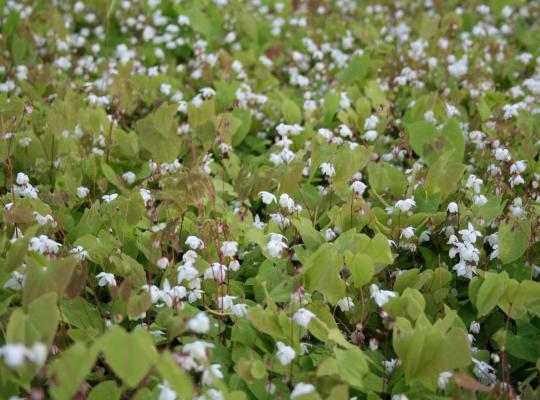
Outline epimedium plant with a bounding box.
[0,0,539,399]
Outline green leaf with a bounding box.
[476,272,509,317]
[281,99,302,124]
[303,244,346,305]
[348,253,374,288]
[136,104,182,163]
[99,327,158,388]
[498,218,531,264]
[292,218,324,250]
[48,343,99,400]
[88,381,122,400]
[156,352,195,398]
[334,347,368,389]
[7,292,60,348]
[339,55,368,84]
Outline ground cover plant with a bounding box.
[0,0,539,399]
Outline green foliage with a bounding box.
[0,0,538,399]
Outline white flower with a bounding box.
[187,312,210,333]
[183,341,214,361]
[472,359,496,386]
[370,284,397,307]
[266,233,288,258]
[16,173,29,186]
[291,382,316,399]
[265,381,276,394]
[447,202,459,213]
[27,343,47,366]
[102,193,118,203]
[469,320,481,334]
[364,115,379,130]
[473,195,488,206]
[96,272,116,287]
[510,160,527,174]
[229,259,241,272]
[279,193,299,212]
[217,295,237,311]
[453,261,477,279]
[29,235,62,254]
[493,148,511,161]
[351,180,367,196]
[185,236,204,250]
[140,188,152,206]
[394,198,416,213]
[34,212,55,226]
[122,171,136,184]
[202,364,224,386]
[466,175,483,193]
[231,303,249,317]
[438,371,452,390]
[459,223,481,244]
[1,344,27,368]
[275,341,296,366]
[69,246,89,261]
[400,226,415,239]
[220,241,238,257]
[324,228,336,242]
[156,257,169,270]
[320,162,336,178]
[204,263,227,283]
[392,395,409,400]
[363,130,378,141]
[158,382,177,400]
[259,191,277,204]
[337,297,354,312]
[293,308,316,328]
[177,263,199,283]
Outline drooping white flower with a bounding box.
[101,193,118,203]
[220,241,238,257]
[202,364,224,385]
[96,272,116,287]
[469,320,481,334]
[351,180,367,196]
[364,115,379,130]
[29,235,62,254]
[158,382,177,400]
[259,191,277,205]
[438,371,452,390]
[266,233,288,258]
[185,236,204,250]
[337,297,354,312]
[187,312,210,334]
[394,198,416,213]
[447,202,459,213]
[275,341,296,366]
[156,257,169,270]
[231,303,249,317]
[204,263,227,283]
[122,171,136,184]
[76,186,90,198]
[293,308,316,328]
[320,162,336,178]
[400,226,415,239]
[458,223,481,244]
[370,284,397,307]
[70,246,89,261]
[183,341,214,361]
[291,382,316,399]
[0,344,28,368]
